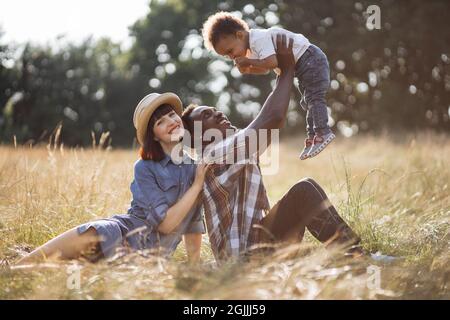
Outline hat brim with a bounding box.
[136,92,183,146]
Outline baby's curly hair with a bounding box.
[202,11,249,51]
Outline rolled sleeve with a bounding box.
[131,161,169,228]
[146,203,169,227]
[185,205,206,234]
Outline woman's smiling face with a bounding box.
[152,109,184,145]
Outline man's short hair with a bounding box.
[181,104,198,148]
[202,11,249,51]
[181,104,197,133]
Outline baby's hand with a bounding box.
[235,57,251,68]
[236,64,250,74]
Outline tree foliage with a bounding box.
[1,0,449,146]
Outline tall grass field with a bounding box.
[0,133,448,299]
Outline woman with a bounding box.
[17,92,209,264]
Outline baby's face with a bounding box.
[214,34,247,60]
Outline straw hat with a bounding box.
[133,92,183,146]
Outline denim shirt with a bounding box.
[128,153,205,254]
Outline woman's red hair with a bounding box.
[139,104,174,161]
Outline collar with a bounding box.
[160,154,172,167]
[160,149,194,167]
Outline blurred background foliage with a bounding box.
[0,0,449,146]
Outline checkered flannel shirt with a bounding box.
[201,129,270,261]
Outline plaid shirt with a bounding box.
[202,129,270,261]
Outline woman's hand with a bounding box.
[193,162,210,189]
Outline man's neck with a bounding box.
[199,127,238,155]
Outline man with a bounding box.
[182,35,361,261]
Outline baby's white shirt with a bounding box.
[247,27,311,73]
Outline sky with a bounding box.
[0,0,150,46]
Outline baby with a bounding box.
[202,11,335,159]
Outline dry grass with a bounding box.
[0,132,449,299]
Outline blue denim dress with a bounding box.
[77,153,205,258]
